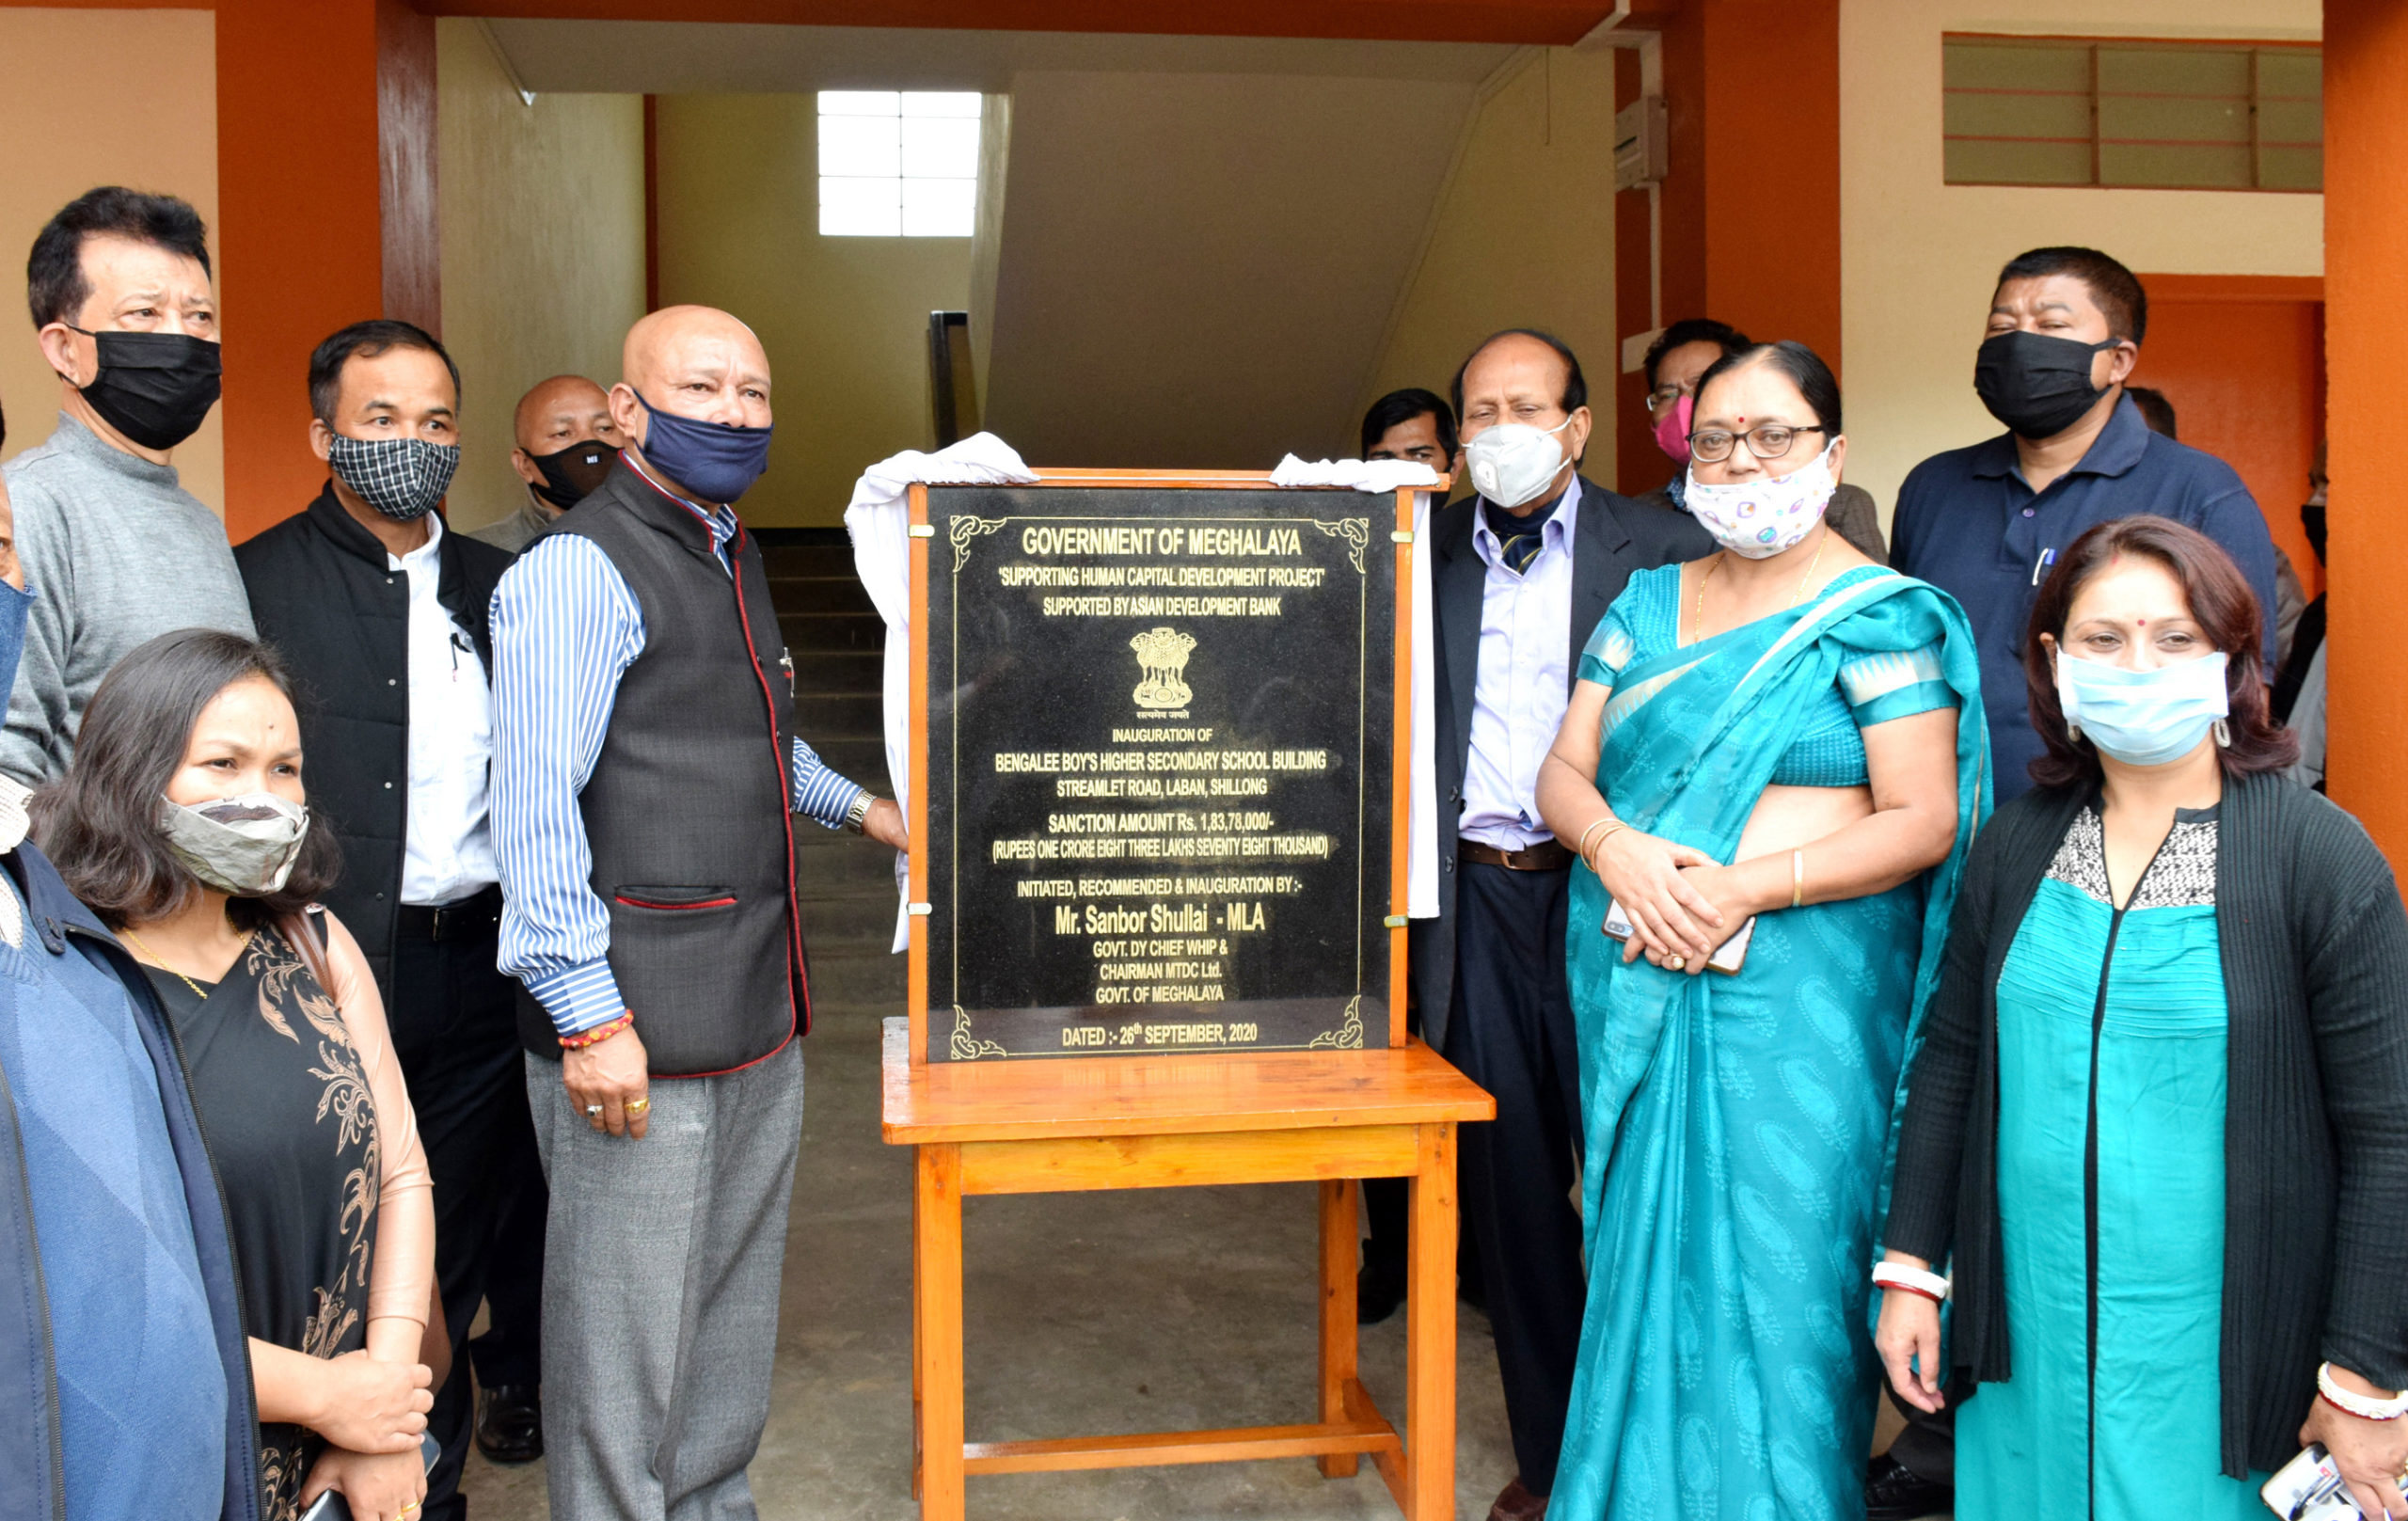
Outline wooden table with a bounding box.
[879,1019,1495,1520]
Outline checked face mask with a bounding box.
[326,434,460,521]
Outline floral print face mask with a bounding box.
[1682,442,1839,560]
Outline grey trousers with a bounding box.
[527,1041,804,1521]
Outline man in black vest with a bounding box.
[489,305,904,1519]
[236,319,533,1518]
[1415,330,1711,1521]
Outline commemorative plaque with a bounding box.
[913,477,1405,1060]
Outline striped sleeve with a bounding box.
[791,738,871,831]
[489,536,646,1038]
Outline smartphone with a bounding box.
[1602,898,1757,974]
[2263,1443,2408,1521]
[296,1433,441,1521]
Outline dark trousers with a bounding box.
[466,1125,546,1390]
[1885,1392,1956,1482]
[1442,861,1585,1497]
[1362,1175,1406,1283]
[386,903,542,1521]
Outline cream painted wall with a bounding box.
[1363,47,1618,483]
[979,70,1469,469]
[1840,0,2323,520]
[436,20,646,533]
[0,8,222,515]
[653,94,972,528]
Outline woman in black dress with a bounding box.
[37,630,437,1521]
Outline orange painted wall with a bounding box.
[1615,0,1843,495]
[2323,0,2408,869]
[2131,275,2325,598]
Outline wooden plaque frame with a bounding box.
[904,469,1419,1067]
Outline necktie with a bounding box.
[1499,524,1546,575]
[1486,497,1560,577]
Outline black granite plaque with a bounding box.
[923,484,1399,1060]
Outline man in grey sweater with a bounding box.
[1,187,253,784]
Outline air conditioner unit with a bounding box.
[1615,95,1668,190]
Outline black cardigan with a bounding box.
[1886,768,2408,1477]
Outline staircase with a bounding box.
[761,532,907,1015]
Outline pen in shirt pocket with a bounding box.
[2031,547,2056,587]
[450,629,471,680]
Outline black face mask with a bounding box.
[529,439,620,511]
[66,327,222,451]
[1973,329,2125,440]
[2302,502,2326,565]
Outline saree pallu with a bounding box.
[1551,569,1988,1521]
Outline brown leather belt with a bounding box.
[1458,838,1574,872]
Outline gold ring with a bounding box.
[399,1506,420,1517]
[626,1097,651,1113]
[1666,955,1686,971]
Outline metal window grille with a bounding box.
[1942,36,2321,193]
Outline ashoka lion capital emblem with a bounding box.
[1129,626,1197,710]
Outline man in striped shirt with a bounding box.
[489,304,904,1518]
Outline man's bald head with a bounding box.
[514,374,612,453]
[511,373,625,510]
[610,305,774,503]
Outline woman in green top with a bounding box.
[1882,516,2408,1521]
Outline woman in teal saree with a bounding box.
[1535,342,1989,1521]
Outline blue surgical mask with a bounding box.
[2054,649,2230,767]
[632,390,772,504]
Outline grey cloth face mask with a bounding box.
[159,792,309,895]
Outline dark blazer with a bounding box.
[235,488,514,998]
[1886,769,2408,1476]
[0,841,261,1521]
[1409,475,1712,1052]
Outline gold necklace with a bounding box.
[1689,523,1833,644]
[120,926,209,1001]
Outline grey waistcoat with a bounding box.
[515,464,811,1074]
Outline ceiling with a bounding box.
[447,1,1620,48]
[484,18,1521,93]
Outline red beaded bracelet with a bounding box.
[560,1010,634,1051]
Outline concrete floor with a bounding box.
[459,948,1521,1521]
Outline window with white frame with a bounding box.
[817,91,982,237]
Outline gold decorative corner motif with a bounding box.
[950,1006,1006,1061]
[947,515,1010,572]
[1307,517,1372,574]
[1307,994,1366,1050]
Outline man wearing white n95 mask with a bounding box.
[1418,328,1711,1521]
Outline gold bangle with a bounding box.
[1582,821,1627,873]
[1791,848,1805,910]
[1575,816,1613,862]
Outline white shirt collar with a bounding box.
[388,510,445,574]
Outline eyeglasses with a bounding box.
[1644,384,1687,412]
[1687,423,1828,465]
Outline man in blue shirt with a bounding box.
[1891,246,2278,805]
[1876,246,2280,1521]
